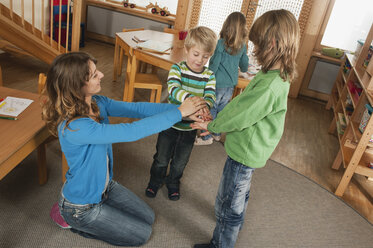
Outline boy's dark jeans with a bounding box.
[149,127,197,189]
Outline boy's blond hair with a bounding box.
[249,9,300,82]
[184,26,217,54]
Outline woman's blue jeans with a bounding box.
[203,87,234,140]
[211,156,255,248]
[59,180,155,246]
[149,127,197,189]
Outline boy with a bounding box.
[145,26,217,201]
[192,9,300,248]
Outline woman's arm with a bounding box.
[63,96,205,144]
[61,107,182,144]
[95,95,177,119]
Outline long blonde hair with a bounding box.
[220,12,248,55]
[42,52,100,137]
[249,9,300,82]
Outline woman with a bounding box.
[42,52,206,246]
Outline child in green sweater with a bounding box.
[192,9,300,248]
[194,11,249,146]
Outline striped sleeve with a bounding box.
[168,64,193,104]
[204,73,216,109]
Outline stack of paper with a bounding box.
[0,96,33,117]
[136,40,173,53]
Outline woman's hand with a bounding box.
[178,97,206,117]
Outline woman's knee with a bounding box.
[114,224,153,247]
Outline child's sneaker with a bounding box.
[211,134,221,141]
[194,244,212,248]
[50,202,71,229]
[194,137,213,146]
[145,183,159,198]
[167,187,180,201]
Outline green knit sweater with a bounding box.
[208,70,289,168]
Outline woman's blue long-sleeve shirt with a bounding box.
[59,95,182,204]
[209,38,249,88]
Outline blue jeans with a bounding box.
[149,127,197,189]
[203,87,234,140]
[211,156,255,248]
[59,180,155,246]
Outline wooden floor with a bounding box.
[1,40,373,223]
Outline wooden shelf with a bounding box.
[342,72,347,83]
[311,51,344,64]
[86,0,176,25]
[332,23,373,197]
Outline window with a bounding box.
[197,0,243,35]
[321,0,373,52]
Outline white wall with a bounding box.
[87,6,168,38]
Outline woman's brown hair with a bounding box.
[249,9,300,82]
[220,11,249,55]
[42,52,100,137]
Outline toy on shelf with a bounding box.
[321,47,344,59]
[123,0,135,8]
[146,2,170,16]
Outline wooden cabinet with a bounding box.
[328,23,373,197]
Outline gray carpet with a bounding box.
[1,133,373,248]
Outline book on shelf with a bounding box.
[338,112,347,128]
[336,120,345,135]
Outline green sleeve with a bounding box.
[208,85,275,133]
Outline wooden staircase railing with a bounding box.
[0,0,82,64]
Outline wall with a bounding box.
[87,5,169,38]
[307,60,339,94]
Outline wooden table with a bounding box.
[112,29,251,101]
[0,87,51,185]
[113,29,186,80]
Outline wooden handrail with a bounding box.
[1,0,82,60]
[58,0,62,50]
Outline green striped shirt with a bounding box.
[168,61,216,131]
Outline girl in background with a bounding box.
[195,11,249,145]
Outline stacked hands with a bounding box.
[177,96,212,135]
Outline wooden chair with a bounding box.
[118,28,145,77]
[232,78,251,99]
[38,73,69,183]
[125,49,162,102]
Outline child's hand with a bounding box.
[200,107,213,121]
[178,96,205,117]
[193,107,212,121]
[190,121,210,131]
